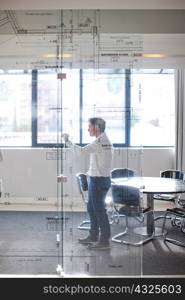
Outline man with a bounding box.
[62,117,113,250]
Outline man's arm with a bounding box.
[62,133,98,155]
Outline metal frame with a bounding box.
[111,209,154,246]
[162,208,185,247]
[111,179,154,246]
[154,169,184,221]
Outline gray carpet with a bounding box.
[0,211,184,276]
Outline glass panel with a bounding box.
[61,69,80,144]
[130,70,175,146]
[0,10,60,277]
[37,69,80,144]
[37,70,59,144]
[0,71,31,146]
[82,70,126,144]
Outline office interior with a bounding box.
[0,2,185,277]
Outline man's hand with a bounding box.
[62,133,69,142]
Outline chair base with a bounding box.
[77,220,90,230]
[111,228,153,246]
[164,237,185,247]
[155,214,172,221]
[134,226,165,237]
[111,210,154,246]
[162,208,185,247]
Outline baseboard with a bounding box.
[0,196,85,211]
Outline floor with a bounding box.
[0,198,182,278]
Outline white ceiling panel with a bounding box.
[0,9,185,70]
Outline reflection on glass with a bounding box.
[0,68,175,147]
[131,70,175,146]
[0,71,31,146]
[82,70,125,144]
[37,69,80,144]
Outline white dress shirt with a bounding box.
[66,132,113,177]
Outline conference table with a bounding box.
[111,176,185,238]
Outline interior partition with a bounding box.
[0,8,177,277]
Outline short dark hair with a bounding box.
[88,117,106,132]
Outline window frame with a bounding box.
[0,68,175,148]
[33,68,129,148]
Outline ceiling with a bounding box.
[1,0,185,10]
[0,9,185,70]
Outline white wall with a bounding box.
[0,147,175,206]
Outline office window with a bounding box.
[0,71,31,146]
[130,69,175,147]
[37,71,59,144]
[82,70,126,144]
[37,69,80,144]
[0,68,175,147]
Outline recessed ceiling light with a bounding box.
[142,54,170,58]
[42,54,76,58]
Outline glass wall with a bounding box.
[82,70,126,144]
[0,9,178,279]
[0,71,31,146]
[130,69,175,147]
[0,69,175,147]
[37,69,80,144]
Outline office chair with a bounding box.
[162,207,185,247]
[76,173,90,230]
[154,170,184,221]
[111,168,135,179]
[111,183,154,246]
[110,168,135,224]
[76,172,113,230]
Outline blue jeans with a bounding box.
[87,177,111,243]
